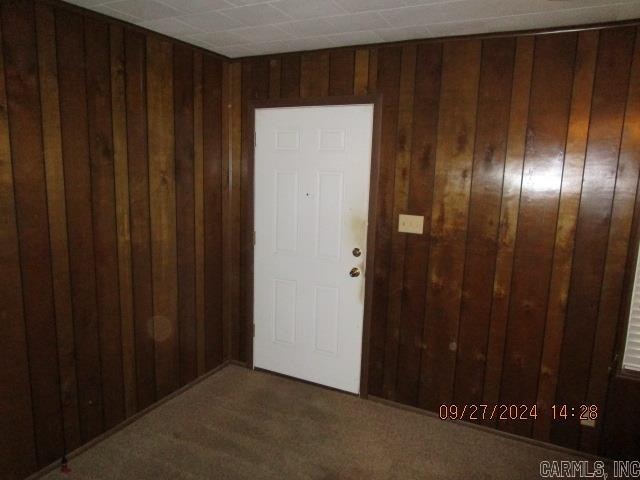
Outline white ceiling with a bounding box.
[64,0,640,57]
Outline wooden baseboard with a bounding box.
[28,361,231,480]
[227,359,249,368]
[28,362,608,479]
[367,395,610,463]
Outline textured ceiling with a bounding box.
[63,0,640,57]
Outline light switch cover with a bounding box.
[398,214,424,234]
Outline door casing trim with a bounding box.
[245,94,383,396]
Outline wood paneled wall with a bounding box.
[2,0,640,476]
[0,2,225,478]
[233,24,640,455]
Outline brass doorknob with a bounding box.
[349,267,361,277]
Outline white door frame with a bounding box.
[245,95,382,396]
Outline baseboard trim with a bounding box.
[228,359,249,368]
[367,395,610,463]
[235,363,603,461]
[27,362,609,479]
[28,361,231,480]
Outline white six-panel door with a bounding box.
[253,105,374,393]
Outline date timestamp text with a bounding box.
[438,404,598,421]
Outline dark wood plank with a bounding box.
[222,61,242,361]
[329,49,355,96]
[3,2,64,465]
[125,29,156,409]
[280,54,300,99]
[482,36,534,412]
[147,36,179,398]
[239,57,270,364]
[269,57,280,98]
[110,23,137,418]
[395,43,442,406]
[419,39,481,411]
[354,49,369,95]
[300,51,329,97]
[603,376,640,459]
[203,55,224,369]
[582,28,640,453]
[0,16,37,478]
[499,32,577,436]
[453,37,515,405]
[55,7,104,444]
[229,61,242,361]
[85,15,125,430]
[221,61,231,361]
[533,30,599,442]
[174,43,197,385]
[368,46,402,396]
[193,52,206,375]
[552,26,637,448]
[368,48,378,93]
[382,44,417,400]
[35,1,81,450]
[239,58,253,365]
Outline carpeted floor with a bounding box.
[41,365,588,480]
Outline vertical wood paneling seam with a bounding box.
[108,24,126,426]
[36,3,83,448]
[224,64,230,359]
[485,37,535,404]
[581,28,638,435]
[533,31,598,442]
[110,24,137,417]
[579,114,624,447]
[33,6,66,458]
[53,5,83,447]
[172,45,182,376]
[192,58,198,375]
[582,28,640,452]
[531,36,581,425]
[221,61,230,360]
[414,44,443,404]
[496,70,531,407]
[0,13,39,472]
[193,53,205,375]
[0,11,40,459]
[144,39,156,397]
[550,35,604,418]
[452,41,486,400]
[500,34,578,437]
[372,47,401,395]
[12,152,41,460]
[462,40,516,404]
[172,46,179,388]
[121,41,137,393]
[124,30,157,406]
[553,29,636,447]
[384,45,417,399]
[146,40,156,392]
[82,15,107,432]
[229,61,242,361]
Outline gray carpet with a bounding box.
[41,365,587,479]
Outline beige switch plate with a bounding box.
[398,214,424,234]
